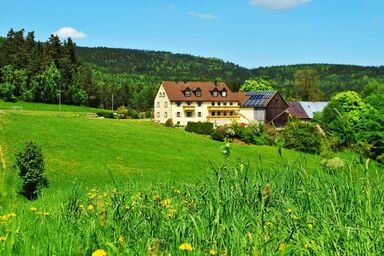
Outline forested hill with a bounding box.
[76,46,384,97]
[252,64,384,97]
[76,47,251,83]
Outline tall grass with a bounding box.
[0,143,383,255]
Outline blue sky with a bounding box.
[1,0,383,68]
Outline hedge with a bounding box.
[185,122,214,135]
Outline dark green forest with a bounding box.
[1,29,384,112]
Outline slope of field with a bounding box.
[0,110,321,193]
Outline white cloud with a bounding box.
[250,0,311,10]
[188,11,216,20]
[53,27,87,39]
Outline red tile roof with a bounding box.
[288,101,309,119]
[162,81,245,102]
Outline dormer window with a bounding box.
[184,89,191,97]
[212,90,218,97]
[195,88,201,97]
[221,90,227,97]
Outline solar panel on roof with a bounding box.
[242,91,276,107]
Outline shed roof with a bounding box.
[299,101,328,118]
[241,91,277,108]
[288,101,309,119]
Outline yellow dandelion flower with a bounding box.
[179,242,193,251]
[118,235,125,244]
[79,204,84,209]
[286,208,293,213]
[30,207,37,212]
[210,249,216,255]
[167,208,177,218]
[92,249,107,256]
[0,236,6,241]
[246,232,253,242]
[174,189,181,194]
[279,243,287,252]
[88,204,94,210]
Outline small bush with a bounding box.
[96,111,114,119]
[14,141,48,200]
[128,109,139,119]
[212,126,227,141]
[185,122,214,135]
[320,157,345,174]
[165,118,174,127]
[283,121,324,154]
[116,106,129,119]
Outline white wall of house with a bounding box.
[154,85,172,123]
[239,108,266,124]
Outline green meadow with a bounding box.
[0,102,383,255]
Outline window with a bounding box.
[230,111,234,116]
[164,112,168,118]
[198,112,202,117]
[217,112,221,116]
[157,112,160,118]
[213,90,218,97]
[197,102,202,107]
[186,111,193,117]
[196,89,201,97]
[164,102,168,108]
[177,121,180,125]
[211,102,215,106]
[156,102,160,108]
[218,102,221,106]
[223,102,227,106]
[222,91,227,97]
[176,112,181,117]
[187,101,191,106]
[176,101,181,107]
[185,89,191,97]
[223,112,227,116]
[211,111,216,116]
[230,102,233,106]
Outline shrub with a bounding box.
[320,157,345,174]
[212,126,227,141]
[96,111,114,119]
[283,121,324,154]
[14,141,48,200]
[185,122,213,135]
[128,109,139,119]
[116,106,129,119]
[165,118,173,127]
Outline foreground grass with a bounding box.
[0,150,383,255]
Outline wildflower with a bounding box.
[262,183,271,201]
[0,236,6,241]
[291,215,299,220]
[307,223,313,229]
[118,235,125,245]
[279,243,287,252]
[30,207,38,212]
[304,240,315,249]
[179,242,193,251]
[167,208,177,219]
[161,198,172,208]
[246,232,253,242]
[92,249,107,256]
[286,208,293,214]
[210,249,216,255]
[79,204,84,209]
[9,213,16,217]
[88,204,94,211]
[174,189,181,194]
[265,221,273,228]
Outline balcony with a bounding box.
[182,105,196,111]
[207,106,239,111]
[207,115,240,121]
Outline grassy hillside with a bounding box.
[0,110,320,192]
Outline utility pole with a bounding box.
[59,90,61,112]
[112,94,114,112]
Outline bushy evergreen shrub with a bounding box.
[15,141,48,200]
[165,118,174,127]
[96,111,114,119]
[185,122,214,135]
[211,126,227,141]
